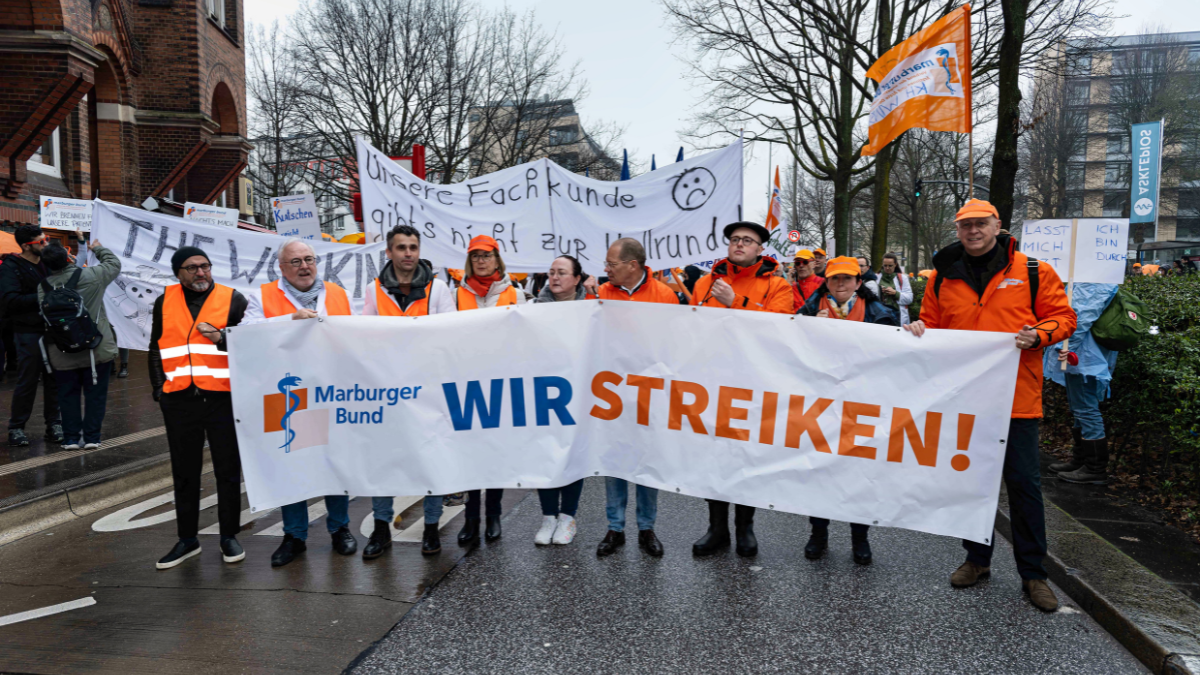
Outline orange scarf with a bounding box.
[818,294,866,321]
[465,272,501,298]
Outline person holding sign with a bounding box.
[453,235,526,547]
[242,239,360,568]
[150,247,249,570]
[689,221,794,558]
[595,238,680,558]
[363,225,457,557]
[796,256,899,565]
[905,198,1076,612]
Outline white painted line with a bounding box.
[0,597,97,627]
[357,496,424,540]
[0,427,166,477]
[394,505,465,543]
[198,504,277,535]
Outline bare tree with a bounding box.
[1018,74,1088,220]
[780,163,837,249]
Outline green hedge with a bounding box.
[1043,274,1200,502]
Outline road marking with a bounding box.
[255,496,362,537]
[394,505,465,542]
[0,597,97,627]
[198,503,278,535]
[93,484,244,532]
[0,427,167,477]
[358,496,424,540]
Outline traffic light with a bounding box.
[914,179,923,198]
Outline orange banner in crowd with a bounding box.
[764,166,783,231]
[862,5,972,157]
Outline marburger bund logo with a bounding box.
[264,373,328,453]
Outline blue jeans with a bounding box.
[539,480,584,517]
[605,478,657,532]
[963,418,1047,580]
[370,497,396,523]
[423,495,444,524]
[53,362,110,444]
[1065,373,1106,440]
[280,495,350,540]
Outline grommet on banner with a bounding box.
[873,520,879,525]
[427,490,432,495]
[594,471,599,476]
[517,483,521,487]
[676,487,681,492]
[235,419,241,423]
[318,317,324,323]
[692,308,697,312]
[769,504,774,509]
[999,439,1006,444]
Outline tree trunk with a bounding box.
[871,143,894,267]
[988,0,1029,227]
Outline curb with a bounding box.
[995,497,1200,675]
[0,453,212,547]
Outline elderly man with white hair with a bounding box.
[243,237,359,568]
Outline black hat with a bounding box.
[723,221,771,245]
[171,246,211,275]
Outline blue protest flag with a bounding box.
[620,150,630,181]
[651,154,657,171]
[676,147,684,162]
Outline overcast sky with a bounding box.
[245,0,1199,221]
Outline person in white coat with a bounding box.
[878,252,914,325]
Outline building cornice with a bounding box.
[0,30,107,68]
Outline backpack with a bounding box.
[1091,286,1151,351]
[39,268,102,353]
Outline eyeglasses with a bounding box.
[795,259,811,265]
[284,256,318,268]
[181,263,212,274]
[604,259,636,268]
[729,236,762,247]
[470,252,495,261]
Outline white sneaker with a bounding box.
[535,516,557,546]
[83,442,100,450]
[61,443,81,451]
[551,514,576,545]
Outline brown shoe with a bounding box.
[1023,579,1059,612]
[950,561,991,587]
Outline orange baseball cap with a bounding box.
[1132,262,1142,268]
[813,248,826,256]
[794,249,814,260]
[467,235,499,252]
[955,199,1000,221]
[823,256,861,278]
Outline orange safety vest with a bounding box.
[374,278,431,316]
[261,279,351,318]
[457,285,517,310]
[159,284,234,393]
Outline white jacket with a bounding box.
[457,277,527,309]
[877,271,915,325]
[363,277,457,315]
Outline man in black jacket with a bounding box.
[150,246,249,570]
[0,226,62,446]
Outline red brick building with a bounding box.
[0,0,250,243]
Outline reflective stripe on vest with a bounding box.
[261,280,352,318]
[457,285,517,310]
[159,284,234,393]
[374,279,431,316]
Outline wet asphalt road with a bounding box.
[351,479,1146,674]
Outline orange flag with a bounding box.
[861,5,972,157]
[764,166,784,231]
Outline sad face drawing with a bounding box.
[672,167,717,211]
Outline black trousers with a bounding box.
[707,500,756,523]
[160,390,243,540]
[810,517,870,538]
[963,418,1047,580]
[9,332,59,430]
[465,489,503,520]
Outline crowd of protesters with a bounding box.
[0,195,1115,615]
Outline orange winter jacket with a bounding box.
[598,267,681,304]
[691,257,794,313]
[919,235,1076,418]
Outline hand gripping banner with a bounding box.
[228,302,1019,544]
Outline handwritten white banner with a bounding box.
[228,302,1020,544]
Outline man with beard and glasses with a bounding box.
[149,247,249,570]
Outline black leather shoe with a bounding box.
[804,529,828,560]
[638,529,664,557]
[852,536,872,565]
[458,518,480,545]
[157,539,201,570]
[421,523,441,556]
[117,365,129,379]
[596,530,625,557]
[331,527,357,555]
[693,501,730,556]
[45,423,63,443]
[220,536,245,563]
[271,535,306,568]
[362,519,392,559]
[485,515,502,542]
[734,505,757,557]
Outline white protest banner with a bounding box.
[270,194,322,240]
[40,196,92,232]
[184,202,239,228]
[228,302,1020,544]
[90,200,386,350]
[1018,219,1071,280]
[357,138,746,276]
[1020,219,1129,285]
[1071,218,1129,284]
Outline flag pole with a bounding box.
[968,130,974,199]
